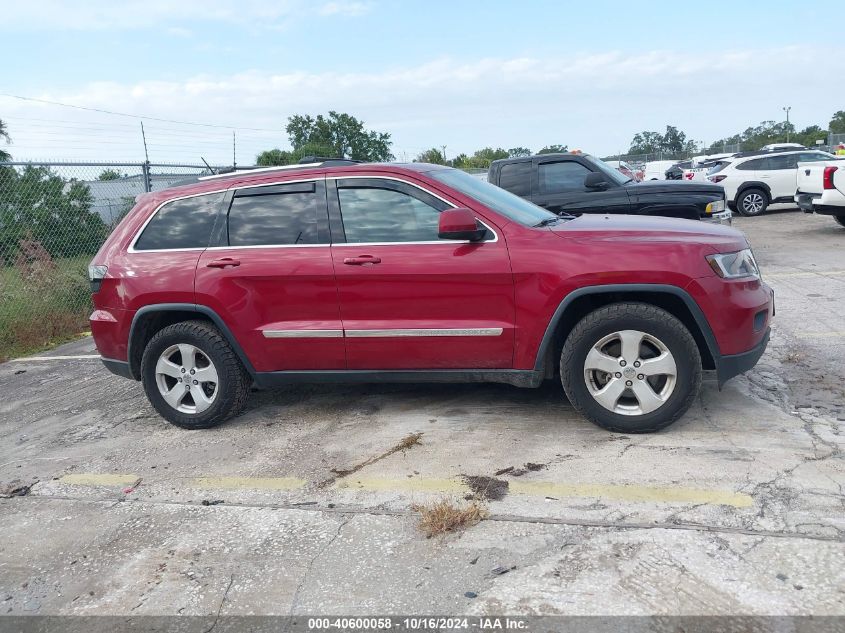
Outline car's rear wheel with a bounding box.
[560,303,701,433]
[141,320,251,429]
[834,215,845,228]
[736,188,769,217]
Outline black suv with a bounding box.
[489,153,730,223]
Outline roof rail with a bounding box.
[197,163,323,181]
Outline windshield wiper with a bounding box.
[534,216,562,227]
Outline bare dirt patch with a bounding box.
[320,432,424,487]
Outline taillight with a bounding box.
[88,264,108,293]
[823,166,838,190]
[708,175,727,183]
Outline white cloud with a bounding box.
[2,46,839,163]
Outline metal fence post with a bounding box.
[142,161,152,193]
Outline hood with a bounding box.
[625,179,724,196]
[551,214,747,252]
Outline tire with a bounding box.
[834,215,845,228]
[735,188,769,217]
[140,320,252,429]
[560,303,702,433]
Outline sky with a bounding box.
[1,0,843,165]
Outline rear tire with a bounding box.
[560,303,701,433]
[736,188,769,217]
[141,320,251,429]
[834,215,845,228]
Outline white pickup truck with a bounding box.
[795,158,845,228]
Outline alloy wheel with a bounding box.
[742,193,765,214]
[154,344,219,414]
[583,329,677,416]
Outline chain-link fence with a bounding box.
[0,161,224,360]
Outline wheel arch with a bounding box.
[534,284,719,377]
[735,181,771,203]
[127,304,256,380]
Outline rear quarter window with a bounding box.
[134,192,224,251]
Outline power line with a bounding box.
[0,93,283,132]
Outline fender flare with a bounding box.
[127,303,256,379]
[735,181,771,203]
[532,283,721,374]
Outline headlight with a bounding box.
[706,249,760,280]
[705,199,726,214]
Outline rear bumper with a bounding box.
[716,327,770,387]
[796,190,845,215]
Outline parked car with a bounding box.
[642,160,678,181]
[89,161,772,433]
[603,160,640,182]
[795,158,845,227]
[488,153,730,223]
[707,148,833,216]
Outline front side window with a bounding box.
[538,161,592,193]
[228,187,320,246]
[134,192,224,251]
[338,186,444,243]
[498,162,531,196]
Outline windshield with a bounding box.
[583,155,630,185]
[430,168,558,227]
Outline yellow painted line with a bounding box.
[794,331,845,339]
[59,473,140,487]
[765,270,845,279]
[335,477,468,493]
[334,477,753,508]
[509,481,753,508]
[192,476,306,491]
[11,354,101,362]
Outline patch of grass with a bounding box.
[412,498,488,538]
[0,256,92,361]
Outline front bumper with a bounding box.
[716,327,770,387]
[702,210,732,225]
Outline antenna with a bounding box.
[200,157,217,175]
[140,121,150,163]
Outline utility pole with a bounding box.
[140,121,151,193]
[232,131,236,168]
[783,106,792,142]
[441,145,447,164]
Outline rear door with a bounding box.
[759,154,799,200]
[194,178,345,372]
[329,176,515,370]
[532,157,630,215]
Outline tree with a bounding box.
[537,144,568,154]
[629,126,696,155]
[829,111,845,134]
[285,111,393,161]
[256,148,294,166]
[97,168,124,181]
[0,165,107,263]
[507,147,532,157]
[0,118,11,162]
[414,148,446,165]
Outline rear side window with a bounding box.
[736,158,766,171]
[538,161,591,193]
[134,192,224,251]
[767,154,797,170]
[228,184,321,246]
[498,162,531,196]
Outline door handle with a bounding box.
[206,258,241,268]
[343,255,381,265]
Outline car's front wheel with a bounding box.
[834,215,845,228]
[560,303,702,433]
[736,188,769,217]
[140,320,252,429]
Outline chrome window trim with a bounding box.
[346,328,503,338]
[127,175,499,254]
[263,329,343,339]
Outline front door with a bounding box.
[329,177,515,370]
[531,158,631,215]
[194,178,345,372]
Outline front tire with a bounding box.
[141,320,251,429]
[736,188,769,217]
[834,215,845,228]
[560,303,701,433]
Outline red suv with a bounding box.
[89,162,773,433]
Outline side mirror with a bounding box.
[584,172,608,190]
[438,208,486,242]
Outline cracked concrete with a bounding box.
[0,210,843,615]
